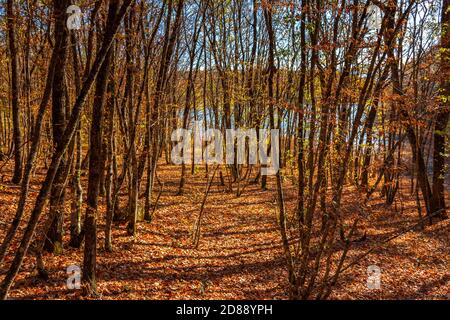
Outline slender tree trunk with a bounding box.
[385,0,433,216]
[432,0,449,219]
[0,46,57,265]
[7,0,23,184]
[69,32,83,248]
[44,0,70,253]
[104,45,117,251]
[125,7,138,237]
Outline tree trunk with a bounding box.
[432,0,450,219]
[44,0,70,253]
[83,0,119,295]
[0,0,133,300]
[7,0,23,184]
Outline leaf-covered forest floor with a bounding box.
[0,163,448,300]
